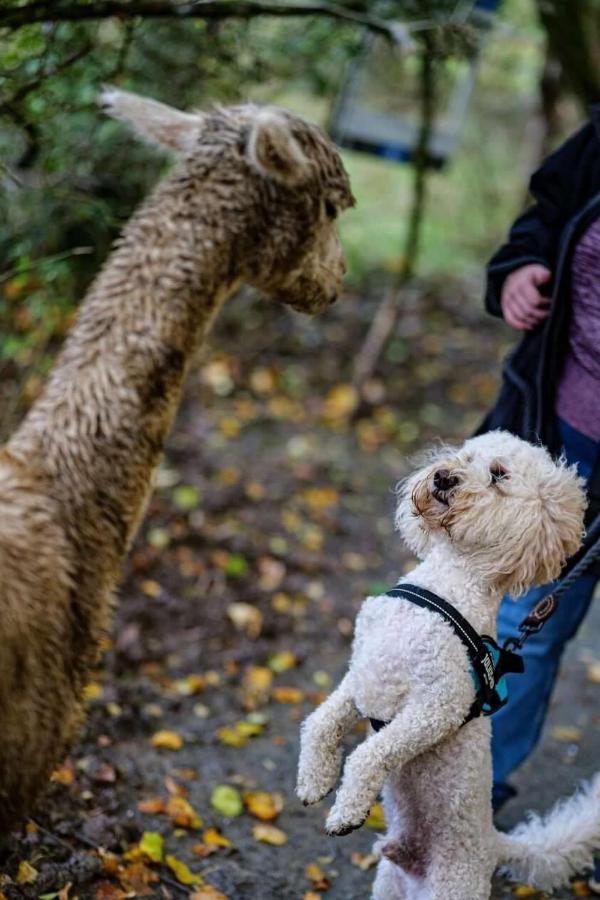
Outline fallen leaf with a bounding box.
[323,383,359,419]
[202,827,232,848]
[271,686,304,704]
[252,823,287,846]
[241,666,273,709]
[141,579,161,598]
[137,797,166,815]
[173,674,206,696]
[94,883,128,900]
[119,860,160,895]
[16,861,38,884]
[512,887,542,898]
[124,831,164,863]
[189,888,229,900]
[51,760,75,785]
[172,485,201,511]
[365,802,386,830]
[243,791,283,822]
[149,730,183,750]
[305,861,331,890]
[550,725,582,743]
[83,682,104,702]
[587,661,600,683]
[165,795,203,829]
[210,785,243,817]
[165,855,203,886]
[351,852,378,870]
[268,651,297,673]
[227,603,263,638]
[217,720,264,748]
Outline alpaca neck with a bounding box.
[405,544,504,636]
[10,175,239,559]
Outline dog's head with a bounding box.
[396,431,586,596]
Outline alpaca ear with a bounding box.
[100,87,204,154]
[246,110,312,186]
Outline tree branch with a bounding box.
[0,0,397,39]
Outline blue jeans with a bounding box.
[492,419,599,809]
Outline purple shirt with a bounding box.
[555,216,600,441]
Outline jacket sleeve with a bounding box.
[484,122,594,317]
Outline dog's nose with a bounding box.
[433,469,460,492]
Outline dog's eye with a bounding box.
[324,199,338,220]
[490,464,509,485]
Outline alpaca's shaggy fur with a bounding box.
[0,89,354,833]
[297,431,600,899]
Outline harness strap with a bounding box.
[369,583,523,731]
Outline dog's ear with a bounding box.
[501,461,585,597]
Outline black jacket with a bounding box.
[478,106,600,525]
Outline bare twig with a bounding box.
[0,246,94,284]
[353,34,436,389]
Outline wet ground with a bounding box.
[1,281,598,899]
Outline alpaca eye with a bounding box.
[324,199,338,220]
[490,464,509,485]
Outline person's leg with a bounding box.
[491,417,600,811]
[491,573,597,809]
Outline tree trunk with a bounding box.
[536,0,600,108]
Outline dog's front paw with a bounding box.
[325,805,367,836]
[296,775,333,806]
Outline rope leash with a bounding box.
[504,511,600,652]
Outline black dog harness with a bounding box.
[369,583,524,732]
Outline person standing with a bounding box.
[478,109,600,853]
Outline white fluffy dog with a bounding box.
[297,431,600,900]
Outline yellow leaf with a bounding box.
[202,828,232,849]
[268,651,297,674]
[165,855,203,886]
[139,831,164,863]
[323,383,359,419]
[243,791,283,822]
[305,861,331,890]
[165,796,203,829]
[302,487,339,511]
[512,887,541,898]
[141,579,162,598]
[149,730,183,750]
[550,725,582,742]
[252,824,287,846]
[365,802,386,830]
[16,861,38,884]
[83,681,104,701]
[271,686,304,704]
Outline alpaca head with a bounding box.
[395,431,586,596]
[100,88,355,314]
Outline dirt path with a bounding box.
[1,283,597,899]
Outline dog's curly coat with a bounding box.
[297,431,600,899]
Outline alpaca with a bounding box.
[297,432,600,899]
[0,88,354,833]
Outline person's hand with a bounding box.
[500,264,552,330]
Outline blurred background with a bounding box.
[1,2,599,898]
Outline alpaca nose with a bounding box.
[433,469,460,492]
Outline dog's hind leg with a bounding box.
[372,858,408,899]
